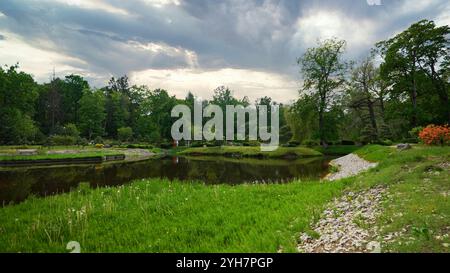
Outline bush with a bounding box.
[341,140,356,146]
[94,136,104,144]
[374,139,393,146]
[46,135,77,146]
[125,144,154,149]
[118,127,133,142]
[61,123,80,138]
[95,143,104,149]
[418,125,450,146]
[77,137,89,146]
[382,139,393,146]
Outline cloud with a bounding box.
[130,68,299,103]
[0,31,90,81]
[0,0,449,102]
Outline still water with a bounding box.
[0,156,334,204]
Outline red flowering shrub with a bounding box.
[418,125,450,145]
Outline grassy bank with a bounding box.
[312,145,361,156]
[0,179,346,252]
[178,146,322,158]
[349,145,450,252]
[0,145,448,253]
[0,151,124,161]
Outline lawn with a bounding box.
[0,179,346,252]
[178,146,322,158]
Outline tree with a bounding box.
[136,89,178,142]
[62,74,89,124]
[78,89,106,140]
[298,38,348,145]
[348,57,381,140]
[0,65,39,144]
[377,20,450,126]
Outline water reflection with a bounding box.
[0,156,334,205]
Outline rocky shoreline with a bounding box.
[298,153,384,253]
[326,153,378,181]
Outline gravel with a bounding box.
[326,154,378,181]
[298,186,386,253]
[297,153,384,253]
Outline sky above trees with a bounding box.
[0,0,449,103]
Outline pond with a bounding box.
[0,156,335,205]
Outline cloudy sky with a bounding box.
[0,0,449,103]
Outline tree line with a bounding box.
[290,19,449,146]
[0,19,448,146]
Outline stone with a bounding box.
[17,149,37,156]
[397,144,411,150]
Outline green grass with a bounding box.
[312,145,360,155]
[0,179,346,253]
[0,145,449,253]
[347,145,450,252]
[178,146,322,158]
[0,151,124,161]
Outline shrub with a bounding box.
[382,139,393,146]
[61,123,80,138]
[418,125,450,146]
[94,136,104,144]
[77,137,89,146]
[118,127,133,142]
[126,144,154,149]
[95,143,104,149]
[47,135,77,146]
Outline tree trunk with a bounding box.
[411,76,418,128]
[319,93,326,147]
[368,101,378,138]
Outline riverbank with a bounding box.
[178,146,322,158]
[0,145,449,252]
[0,146,161,166]
[300,145,450,253]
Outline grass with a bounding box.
[0,151,124,161]
[346,145,450,252]
[0,179,347,253]
[312,145,361,156]
[178,146,322,158]
[0,145,448,253]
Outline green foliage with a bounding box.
[0,65,39,144]
[298,38,348,144]
[117,127,133,142]
[47,135,77,146]
[59,123,80,138]
[409,126,424,142]
[78,89,106,140]
[94,136,104,144]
